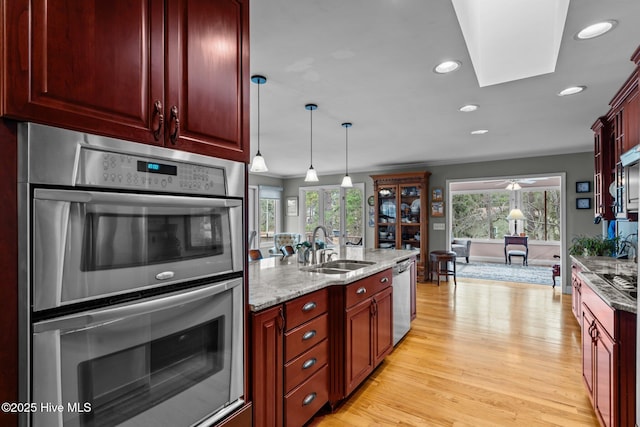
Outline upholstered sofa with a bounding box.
[269,233,302,256]
[451,238,472,263]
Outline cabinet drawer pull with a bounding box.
[302,301,317,312]
[302,330,317,341]
[302,392,317,406]
[302,357,317,370]
[356,287,367,295]
[169,105,180,144]
[380,277,389,283]
[152,100,164,141]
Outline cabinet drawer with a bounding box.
[285,313,328,362]
[284,338,328,394]
[345,269,392,308]
[284,365,329,427]
[285,288,328,331]
[581,281,615,338]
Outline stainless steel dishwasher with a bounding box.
[392,258,412,345]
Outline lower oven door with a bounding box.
[32,188,243,312]
[31,277,244,427]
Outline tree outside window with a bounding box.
[452,188,560,241]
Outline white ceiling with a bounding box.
[249,0,640,179]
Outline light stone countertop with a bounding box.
[248,247,416,312]
[570,255,637,313]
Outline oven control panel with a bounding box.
[79,148,226,195]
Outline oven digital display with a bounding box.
[137,161,177,176]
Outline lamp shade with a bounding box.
[305,166,319,182]
[507,208,525,220]
[341,174,353,188]
[250,151,268,172]
[505,181,521,190]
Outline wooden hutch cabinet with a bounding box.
[371,171,430,281]
[592,117,614,220]
[2,0,250,162]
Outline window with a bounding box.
[452,187,560,241]
[299,184,364,246]
[248,185,282,249]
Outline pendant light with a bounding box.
[304,103,319,182]
[341,122,353,187]
[250,75,268,173]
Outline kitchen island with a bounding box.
[248,247,416,311]
[248,247,416,427]
[570,255,636,427]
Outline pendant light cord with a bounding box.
[309,107,313,167]
[345,125,349,175]
[256,80,261,154]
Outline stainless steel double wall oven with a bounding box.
[18,123,245,427]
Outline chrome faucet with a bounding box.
[310,225,329,265]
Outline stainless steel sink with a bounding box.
[303,259,376,274]
[323,260,376,270]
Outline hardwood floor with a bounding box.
[312,277,598,426]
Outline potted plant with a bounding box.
[568,235,618,257]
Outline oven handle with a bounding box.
[34,188,243,208]
[33,278,242,334]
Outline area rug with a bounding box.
[456,262,559,286]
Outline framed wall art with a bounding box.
[576,181,591,193]
[431,187,443,202]
[576,197,591,209]
[431,201,444,217]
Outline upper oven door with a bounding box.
[33,188,243,312]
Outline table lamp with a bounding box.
[507,208,525,236]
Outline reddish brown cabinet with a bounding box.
[332,269,393,403]
[251,288,329,427]
[2,0,249,162]
[580,280,636,427]
[251,305,284,427]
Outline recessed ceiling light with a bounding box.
[459,104,478,112]
[471,129,488,135]
[558,86,586,96]
[434,60,461,74]
[575,20,617,40]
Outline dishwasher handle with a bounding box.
[393,259,412,275]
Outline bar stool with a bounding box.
[429,250,457,286]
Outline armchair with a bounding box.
[451,239,472,263]
[269,233,302,256]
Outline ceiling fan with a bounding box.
[497,178,546,189]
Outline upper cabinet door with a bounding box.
[4,0,165,145]
[165,0,250,162]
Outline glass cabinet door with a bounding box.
[377,186,397,248]
[399,184,421,251]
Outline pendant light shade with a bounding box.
[304,103,319,182]
[505,180,521,190]
[250,75,268,173]
[341,122,353,187]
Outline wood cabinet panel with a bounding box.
[345,269,392,308]
[284,365,329,427]
[4,0,164,144]
[595,326,615,427]
[372,286,393,364]
[344,298,374,395]
[582,308,595,399]
[284,339,328,394]
[165,0,249,161]
[571,267,582,324]
[285,288,328,328]
[251,306,284,427]
[3,0,249,162]
[284,312,328,362]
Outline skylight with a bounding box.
[451,0,570,87]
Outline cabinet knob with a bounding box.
[302,392,317,406]
[302,330,317,341]
[302,357,317,370]
[356,287,367,295]
[380,277,389,283]
[302,301,317,312]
